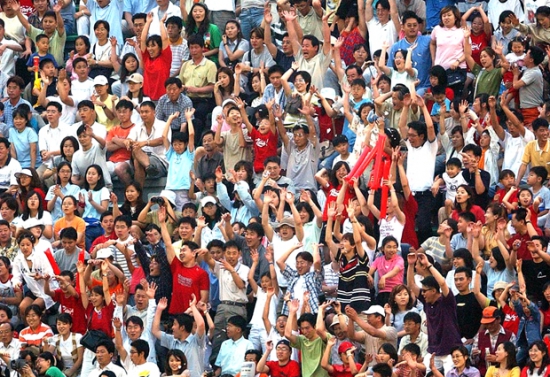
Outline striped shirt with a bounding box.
[19,323,54,346]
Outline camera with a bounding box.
[150,197,165,205]
[10,359,27,371]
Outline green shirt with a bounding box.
[184,23,222,64]
[472,64,502,98]
[291,335,329,377]
[29,25,66,66]
[45,367,66,377]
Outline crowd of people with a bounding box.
[2,0,550,376]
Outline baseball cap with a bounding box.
[480,306,500,324]
[275,217,296,230]
[338,341,354,354]
[96,247,114,259]
[276,339,291,350]
[93,75,109,86]
[362,305,385,317]
[201,196,217,207]
[15,169,33,179]
[128,73,144,84]
[330,314,349,328]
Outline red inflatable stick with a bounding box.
[346,145,372,181]
[378,157,393,219]
[345,134,387,185]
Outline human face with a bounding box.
[101,215,114,234]
[294,0,310,15]
[453,255,465,269]
[95,83,108,97]
[189,43,203,59]
[394,288,410,307]
[403,320,419,335]
[19,238,33,256]
[536,126,549,143]
[169,355,183,373]
[403,17,419,38]
[455,187,471,206]
[276,344,291,362]
[350,84,365,99]
[282,36,292,54]
[454,272,470,292]
[421,285,437,304]
[45,105,62,124]
[500,17,513,34]
[250,33,263,50]
[166,22,181,39]
[74,61,88,79]
[75,38,88,55]
[299,320,315,339]
[383,241,398,259]
[202,133,214,152]
[94,24,109,42]
[126,319,143,340]
[192,6,206,23]
[260,275,272,290]
[495,344,508,363]
[375,348,392,364]
[224,247,240,266]
[451,350,467,369]
[140,105,156,124]
[471,16,484,34]
[537,15,550,29]
[378,79,390,93]
[0,226,9,244]
[26,310,40,328]
[406,127,423,148]
[251,75,261,93]
[115,221,129,240]
[95,346,112,366]
[117,106,133,123]
[0,323,12,343]
[61,238,77,254]
[18,174,31,189]
[296,257,312,275]
[479,51,494,69]
[61,198,76,216]
[179,244,197,263]
[13,115,26,131]
[278,224,295,240]
[227,109,242,126]
[294,75,307,92]
[178,223,193,240]
[293,130,308,148]
[35,358,50,374]
[441,10,457,28]
[172,139,186,154]
[56,320,71,336]
[394,51,405,70]
[529,345,545,365]
[210,246,223,261]
[123,185,139,204]
[86,167,100,187]
[146,40,161,59]
[218,72,230,88]
[265,162,281,179]
[376,4,390,22]
[78,106,95,124]
[519,190,533,207]
[391,92,404,111]
[269,71,282,89]
[225,22,239,39]
[301,39,317,59]
[36,37,49,54]
[202,202,217,218]
[511,41,524,55]
[445,164,460,179]
[27,194,40,211]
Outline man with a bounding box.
[316,302,357,366]
[471,306,515,376]
[115,338,160,377]
[345,305,398,361]
[387,11,431,93]
[263,7,294,72]
[100,215,135,279]
[88,340,127,377]
[226,221,269,283]
[215,315,255,376]
[194,130,224,185]
[285,300,328,377]
[158,206,208,314]
[0,19,23,77]
[406,253,462,373]
[178,35,216,139]
[365,0,400,57]
[119,12,147,64]
[284,9,330,90]
[516,118,550,184]
[262,65,294,109]
[90,211,117,255]
[516,236,550,302]
[105,99,135,185]
[3,76,31,128]
[397,311,428,357]
[69,99,108,142]
[165,16,188,76]
[375,84,420,130]
[53,227,87,273]
[257,339,300,377]
[148,0,180,36]
[291,0,323,40]
[126,100,170,184]
[0,322,20,377]
[71,122,111,187]
[262,156,295,193]
[152,295,205,377]
[0,220,15,260]
[512,45,545,127]
[39,102,67,180]
[156,78,193,132]
[507,208,540,261]
[452,267,483,344]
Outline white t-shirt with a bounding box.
[367,18,398,57]
[122,358,160,377]
[47,96,78,126]
[442,172,468,201]
[406,138,438,191]
[48,333,83,369]
[71,78,94,103]
[250,288,280,328]
[501,129,535,178]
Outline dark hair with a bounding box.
[17,168,42,199]
[439,6,461,27]
[234,160,254,188]
[56,312,73,325]
[93,20,110,33]
[120,181,145,216]
[25,304,43,317]
[392,84,410,101]
[96,340,115,355]
[146,35,162,50]
[403,311,421,324]
[61,196,79,216]
[454,266,472,279]
[21,190,44,221]
[46,101,62,113]
[432,85,446,97]
[173,313,194,333]
[420,276,440,292]
[83,164,106,191]
[296,251,313,264]
[114,215,132,228]
[59,227,77,241]
[12,106,30,127]
[38,58,55,70]
[7,76,25,90]
[131,339,149,359]
[165,349,187,375]
[526,341,550,373]
[402,10,422,24]
[38,352,59,369]
[498,341,518,369]
[453,248,475,270]
[186,3,211,38]
[297,313,316,328]
[446,157,462,169]
[528,45,545,66]
[450,346,472,368]
[165,15,183,29]
[120,53,139,83]
[403,343,421,356]
[187,34,205,48]
[408,121,428,143]
[330,161,350,187]
[17,230,36,246]
[429,65,448,87]
[295,202,315,224]
[245,222,265,238]
[133,13,147,22]
[223,240,241,253]
[268,65,285,77]
[227,315,247,332]
[389,284,414,314]
[378,343,398,364]
[216,67,235,97]
[60,136,79,160]
[294,70,312,92]
[0,196,17,218]
[454,185,476,212]
[372,363,393,377]
[72,57,87,69]
[0,137,9,149]
[245,349,263,362]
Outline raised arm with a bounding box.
[158,206,176,264]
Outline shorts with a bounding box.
[467,72,475,80]
[25,290,38,300]
[147,154,168,178]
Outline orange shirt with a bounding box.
[54,216,86,250]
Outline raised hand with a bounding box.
[157,297,168,311]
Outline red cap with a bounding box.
[338,341,354,354]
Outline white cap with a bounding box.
[93,75,109,86]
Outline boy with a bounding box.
[493,169,517,205]
[430,85,451,125]
[106,99,136,185]
[27,34,57,71]
[395,343,425,377]
[321,339,361,377]
[53,226,88,273]
[450,211,476,250]
[101,215,135,279]
[70,57,94,103]
[432,157,467,220]
[31,58,57,110]
[332,134,356,169]
[342,78,369,151]
[189,172,217,204]
[163,108,194,210]
[257,339,300,377]
[527,166,550,227]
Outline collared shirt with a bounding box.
[89,362,127,377]
[522,140,550,176]
[0,38,20,77]
[387,35,432,89]
[3,98,31,128]
[215,336,255,376]
[160,332,205,377]
[169,39,189,77]
[398,331,429,356]
[149,3,181,36]
[262,83,294,109]
[156,93,194,131]
[0,338,20,377]
[178,57,217,99]
[0,238,17,261]
[196,152,224,181]
[128,119,171,164]
[87,0,123,46]
[297,7,323,40]
[38,124,67,169]
[472,326,517,351]
[213,261,249,302]
[219,38,249,65]
[281,266,322,315]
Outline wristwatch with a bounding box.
[102,105,107,110]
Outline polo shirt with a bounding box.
[196,152,224,180]
[169,260,209,314]
[29,26,66,66]
[522,140,550,176]
[156,93,194,131]
[297,7,323,40]
[128,119,171,165]
[366,18,397,57]
[178,57,217,99]
[214,261,249,302]
[38,124,67,169]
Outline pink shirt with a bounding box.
[372,254,405,293]
[431,25,467,70]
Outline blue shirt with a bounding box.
[199,260,219,311]
[425,0,454,30]
[431,98,451,116]
[215,336,255,376]
[387,35,432,90]
[165,147,194,190]
[45,183,81,222]
[8,127,40,168]
[3,98,32,128]
[26,52,58,68]
[87,0,123,46]
[160,332,205,377]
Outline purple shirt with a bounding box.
[419,291,462,356]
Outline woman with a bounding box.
[90,71,119,132]
[520,341,550,377]
[111,181,147,228]
[541,282,550,335]
[452,185,485,224]
[488,342,521,377]
[218,20,249,69]
[315,162,356,222]
[481,203,507,258]
[139,13,172,101]
[369,236,405,305]
[281,65,314,124]
[515,292,542,365]
[184,3,221,64]
[0,196,19,231]
[88,21,114,79]
[78,165,109,252]
[19,305,54,349]
[34,351,65,377]
[0,256,22,325]
[431,346,480,377]
[385,284,417,337]
[47,313,83,377]
[15,168,46,211]
[510,7,550,50]
[45,162,80,223]
[53,136,79,168]
[368,180,406,247]
[214,67,238,106]
[164,349,188,376]
[16,190,53,240]
[12,231,56,316]
[196,196,224,248]
[53,196,86,251]
[430,6,467,97]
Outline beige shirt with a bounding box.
[214,261,249,302]
[178,57,217,99]
[298,7,324,40]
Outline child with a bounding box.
[70,57,94,103]
[528,166,550,227]
[430,85,451,126]
[432,158,468,221]
[189,172,217,204]
[369,236,404,305]
[31,58,58,110]
[493,169,517,205]
[332,135,356,170]
[450,212,476,251]
[379,41,417,93]
[504,187,542,235]
[8,105,40,169]
[503,37,526,105]
[27,34,58,72]
[424,65,454,113]
[66,35,91,80]
[368,180,406,248]
[492,11,521,56]
[214,106,248,176]
[395,343,425,377]
[321,339,362,377]
[162,110,194,211]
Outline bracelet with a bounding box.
[102,273,108,277]
[268,262,274,265]
[78,201,85,208]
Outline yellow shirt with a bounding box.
[521,139,550,176]
[178,57,217,99]
[94,94,119,131]
[485,366,520,377]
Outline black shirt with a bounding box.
[455,292,483,339]
[462,169,491,210]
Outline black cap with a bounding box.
[276,339,291,349]
[332,134,349,147]
[255,105,269,119]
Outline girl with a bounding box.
[342,99,375,169]
[53,136,79,168]
[452,185,485,224]
[20,307,54,350]
[430,346,481,377]
[504,187,541,232]
[503,37,526,105]
[184,3,221,64]
[76,259,114,377]
[66,35,91,80]
[492,11,521,56]
[315,162,356,222]
[195,197,224,248]
[425,66,455,113]
[88,21,114,79]
[247,248,279,352]
[111,49,142,99]
[78,165,109,252]
[540,282,550,335]
[488,342,521,377]
[379,41,417,92]
[90,72,119,132]
[15,168,46,210]
[214,67,238,106]
[0,256,22,326]
[9,106,39,169]
[111,181,146,228]
[12,231,56,315]
[45,162,81,223]
[47,313,84,377]
[120,73,150,124]
[375,343,399,368]
[216,165,259,225]
[164,349,188,377]
[384,284,417,337]
[367,180,406,248]
[520,341,550,377]
[369,236,404,305]
[53,196,86,250]
[218,20,249,69]
[16,190,53,240]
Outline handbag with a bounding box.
[446,68,466,86]
[80,330,110,352]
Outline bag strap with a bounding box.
[71,333,78,363]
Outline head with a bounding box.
[226,315,247,340]
[376,343,398,366]
[439,6,461,28]
[402,311,421,336]
[452,247,475,270]
[389,284,414,313]
[17,231,35,256]
[36,352,57,374]
[77,100,96,126]
[95,341,115,367]
[450,346,471,370]
[420,276,441,304]
[407,120,428,148]
[297,313,316,339]
[166,350,187,375]
[536,6,550,29]
[495,342,518,369]
[93,20,110,41]
[293,70,311,93]
[24,305,43,329]
[429,65,449,87]
[301,35,320,60]
[6,76,24,101]
[56,313,73,336]
[391,84,410,112]
[454,185,476,211]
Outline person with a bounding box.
[87,340,127,377]
[53,227,87,273]
[486,342,521,377]
[114,330,160,377]
[71,120,111,188]
[164,349,188,376]
[0,321,21,377]
[53,196,86,251]
[45,161,80,223]
[430,346,481,377]
[46,313,83,377]
[155,78,193,133]
[214,315,255,376]
[397,311,428,357]
[520,341,550,377]
[257,339,300,377]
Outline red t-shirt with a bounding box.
[493,188,517,205]
[90,232,117,254]
[507,227,543,261]
[250,128,277,173]
[85,301,115,338]
[169,260,209,314]
[266,360,301,377]
[502,304,520,335]
[143,47,172,101]
[402,194,419,249]
[332,363,364,377]
[470,32,491,67]
[451,205,486,224]
[53,289,88,335]
[106,124,135,162]
[322,183,356,222]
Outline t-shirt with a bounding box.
[520,66,544,108]
[461,169,491,209]
[290,335,329,377]
[169,260,209,314]
[54,248,89,273]
[72,144,112,187]
[105,124,134,162]
[19,323,54,346]
[122,357,160,377]
[522,259,550,302]
[53,217,86,250]
[86,301,115,337]
[143,48,172,101]
[53,289,87,334]
[44,367,66,377]
[442,172,468,201]
[166,147,194,191]
[265,360,301,377]
[371,254,405,293]
[250,128,277,173]
[8,127,39,168]
[48,333,82,368]
[472,64,503,98]
[455,292,483,339]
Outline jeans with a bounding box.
[414,190,436,244]
[239,7,264,40]
[85,223,104,252]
